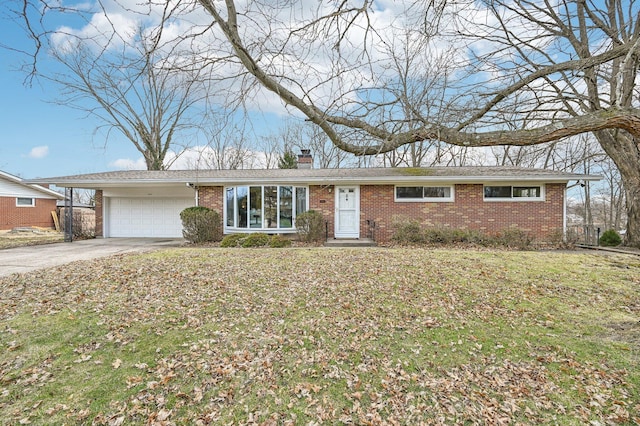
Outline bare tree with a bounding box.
[257,134,285,170]
[594,157,626,231]
[13,2,213,170]
[52,31,212,170]
[185,117,256,170]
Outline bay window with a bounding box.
[225,185,308,231]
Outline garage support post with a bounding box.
[64,187,74,242]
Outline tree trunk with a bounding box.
[595,130,640,247]
[622,174,640,247]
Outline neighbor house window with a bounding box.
[16,197,35,207]
[225,185,308,231]
[484,185,543,200]
[395,186,454,202]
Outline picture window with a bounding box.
[225,185,307,231]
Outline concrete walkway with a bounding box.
[0,238,185,278]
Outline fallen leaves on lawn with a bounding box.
[0,248,638,425]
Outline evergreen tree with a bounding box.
[278,150,298,169]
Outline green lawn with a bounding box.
[1,248,638,425]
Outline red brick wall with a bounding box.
[198,186,224,236]
[198,186,224,212]
[309,185,335,239]
[359,183,565,242]
[0,196,58,230]
[95,190,104,237]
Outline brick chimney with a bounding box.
[297,149,313,169]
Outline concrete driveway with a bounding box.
[0,238,185,278]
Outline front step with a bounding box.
[324,238,376,248]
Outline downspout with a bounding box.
[563,184,568,243]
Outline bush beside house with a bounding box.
[180,207,222,243]
[295,210,325,243]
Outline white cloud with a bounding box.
[28,146,49,159]
[51,11,139,54]
[46,0,567,134]
[109,157,147,170]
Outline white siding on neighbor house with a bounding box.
[0,178,58,199]
[106,197,194,238]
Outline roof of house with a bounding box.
[0,170,65,199]
[26,167,601,189]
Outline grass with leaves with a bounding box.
[0,230,63,250]
[1,248,639,425]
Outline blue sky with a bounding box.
[0,14,153,179]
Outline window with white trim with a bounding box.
[395,186,454,202]
[16,197,35,207]
[484,185,543,200]
[225,185,308,231]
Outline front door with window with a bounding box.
[335,186,360,238]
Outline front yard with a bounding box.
[0,229,63,250]
[0,247,638,424]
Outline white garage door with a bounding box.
[108,197,194,238]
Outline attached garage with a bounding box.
[106,197,193,238]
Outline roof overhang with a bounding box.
[1,170,66,199]
[26,168,602,190]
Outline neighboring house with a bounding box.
[0,170,65,230]
[29,159,600,243]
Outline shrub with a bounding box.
[180,207,221,243]
[599,229,622,247]
[269,235,292,248]
[295,210,325,243]
[220,234,245,247]
[423,227,455,244]
[220,233,293,248]
[460,229,488,245]
[494,228,533,250]
[392,222,534,249]
[391,219,425,244]
[241,233,271,248]
[423,227,487,245]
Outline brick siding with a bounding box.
[198,186,224,212]
[309,185,335,239]
[0,196,58,230]
[358,183,564,242]
[198,186,224,237]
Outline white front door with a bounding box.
[335,186,360,238]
